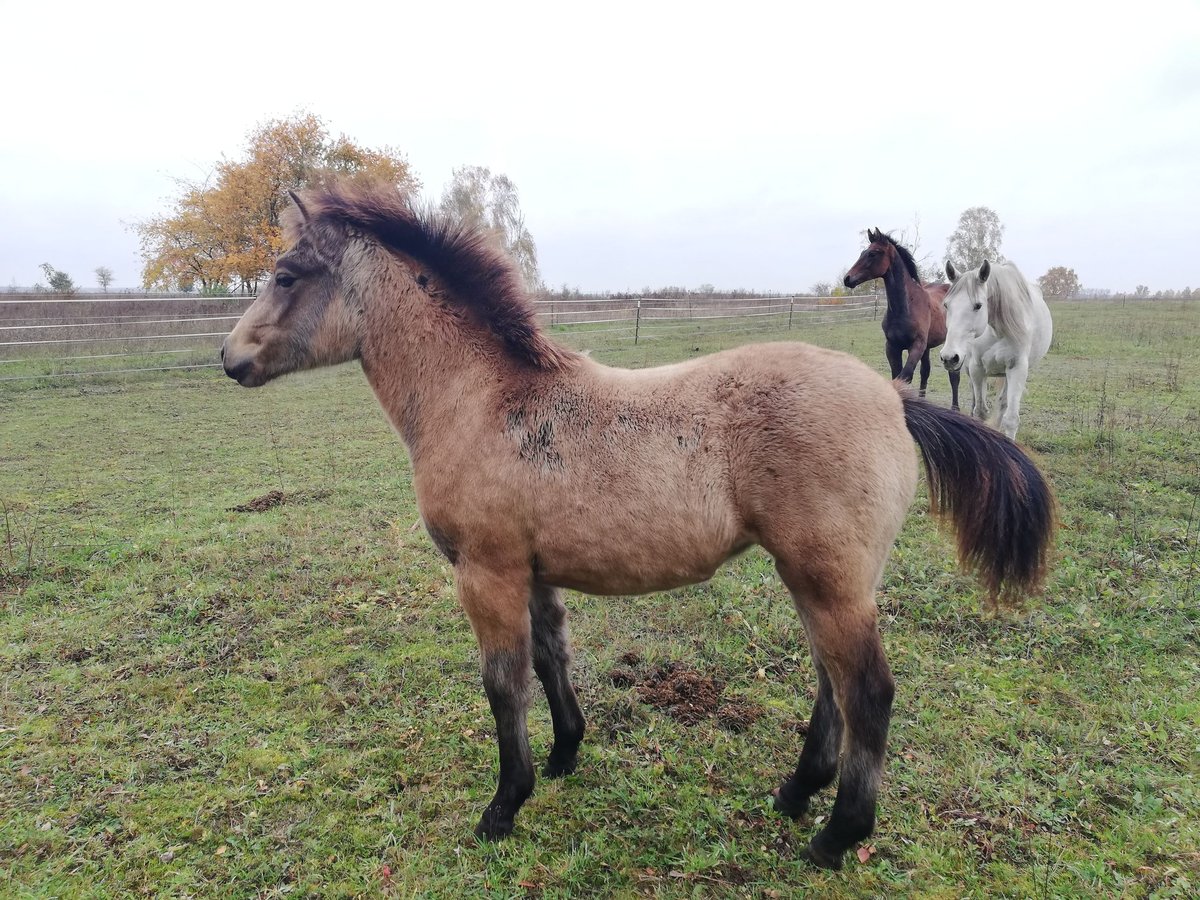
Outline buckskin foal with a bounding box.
[221,183,1054,870]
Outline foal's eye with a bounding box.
[275,273,296,289]
[973,302,982,311]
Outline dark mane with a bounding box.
[290,182,574,371]
[872,231,921,282]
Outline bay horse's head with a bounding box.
[844,228,898,289]
[222,191,361,387]
[938,259,991,372]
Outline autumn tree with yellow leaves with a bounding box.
[136,113,419,294]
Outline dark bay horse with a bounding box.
[221,183,1054,870]
[845,229,960,409]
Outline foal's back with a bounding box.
[517,341,918,597]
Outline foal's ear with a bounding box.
[288,190,310,223]
[946,260,959,282]
[979,259,991,283]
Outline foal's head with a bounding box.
[222,193,359,387]
[223,183,573,386]
[844,228,918,289]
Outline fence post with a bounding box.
[788,298,794,330]
[634,300,641,345]
[873,292,879,320]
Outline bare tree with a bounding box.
[895,214,944,283]
[809,281,832,297]
[440,166,542,291]
[95,266,115,292]
[945,207,1005,270]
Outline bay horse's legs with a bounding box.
[885,342,904,381]
[775,561,895,870]
[898,339,929,388]
[530,583,586,777]
[457,566,536,840]
[918,349,932,398]
[948,366,961,411]
[773,657,843,818]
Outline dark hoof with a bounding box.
[473,809,516,842]
[771,785,811,820]
[543,754,578,778]
[800,840,844,870]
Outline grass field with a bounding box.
[1,301,1197,898]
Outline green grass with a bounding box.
[1,301,1198,898]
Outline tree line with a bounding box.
[131,113,539,296]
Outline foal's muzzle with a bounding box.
[220,339,257,385]
[940,351,962,372]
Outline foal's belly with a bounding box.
[533,510,750,597]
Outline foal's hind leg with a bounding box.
[773,658,843,818]
[775,562,895,870]
[530,584,586,777]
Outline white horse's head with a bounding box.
[939,259,991,372]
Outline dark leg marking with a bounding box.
[774,661,843,819]
[803,637,895,870]
[530,584,586,777]
[475,646,535,841]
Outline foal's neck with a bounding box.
[882,252,916,313]
[356,279,504,458]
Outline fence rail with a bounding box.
[0,293,884,381]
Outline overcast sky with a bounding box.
[3,0,1198,293]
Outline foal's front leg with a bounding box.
[457,566,536,840]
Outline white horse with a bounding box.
[938,260,1053,440]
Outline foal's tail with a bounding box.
[900,392,1055,605]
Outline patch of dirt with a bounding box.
[618,650,643,667]
[230,490,286,512]
[635,661,722,724]
[607,653,765,730]
[229,489,331,513]
[607,666,638,687]
[715,699,765,732]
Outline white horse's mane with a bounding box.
[979,262,1034,344]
